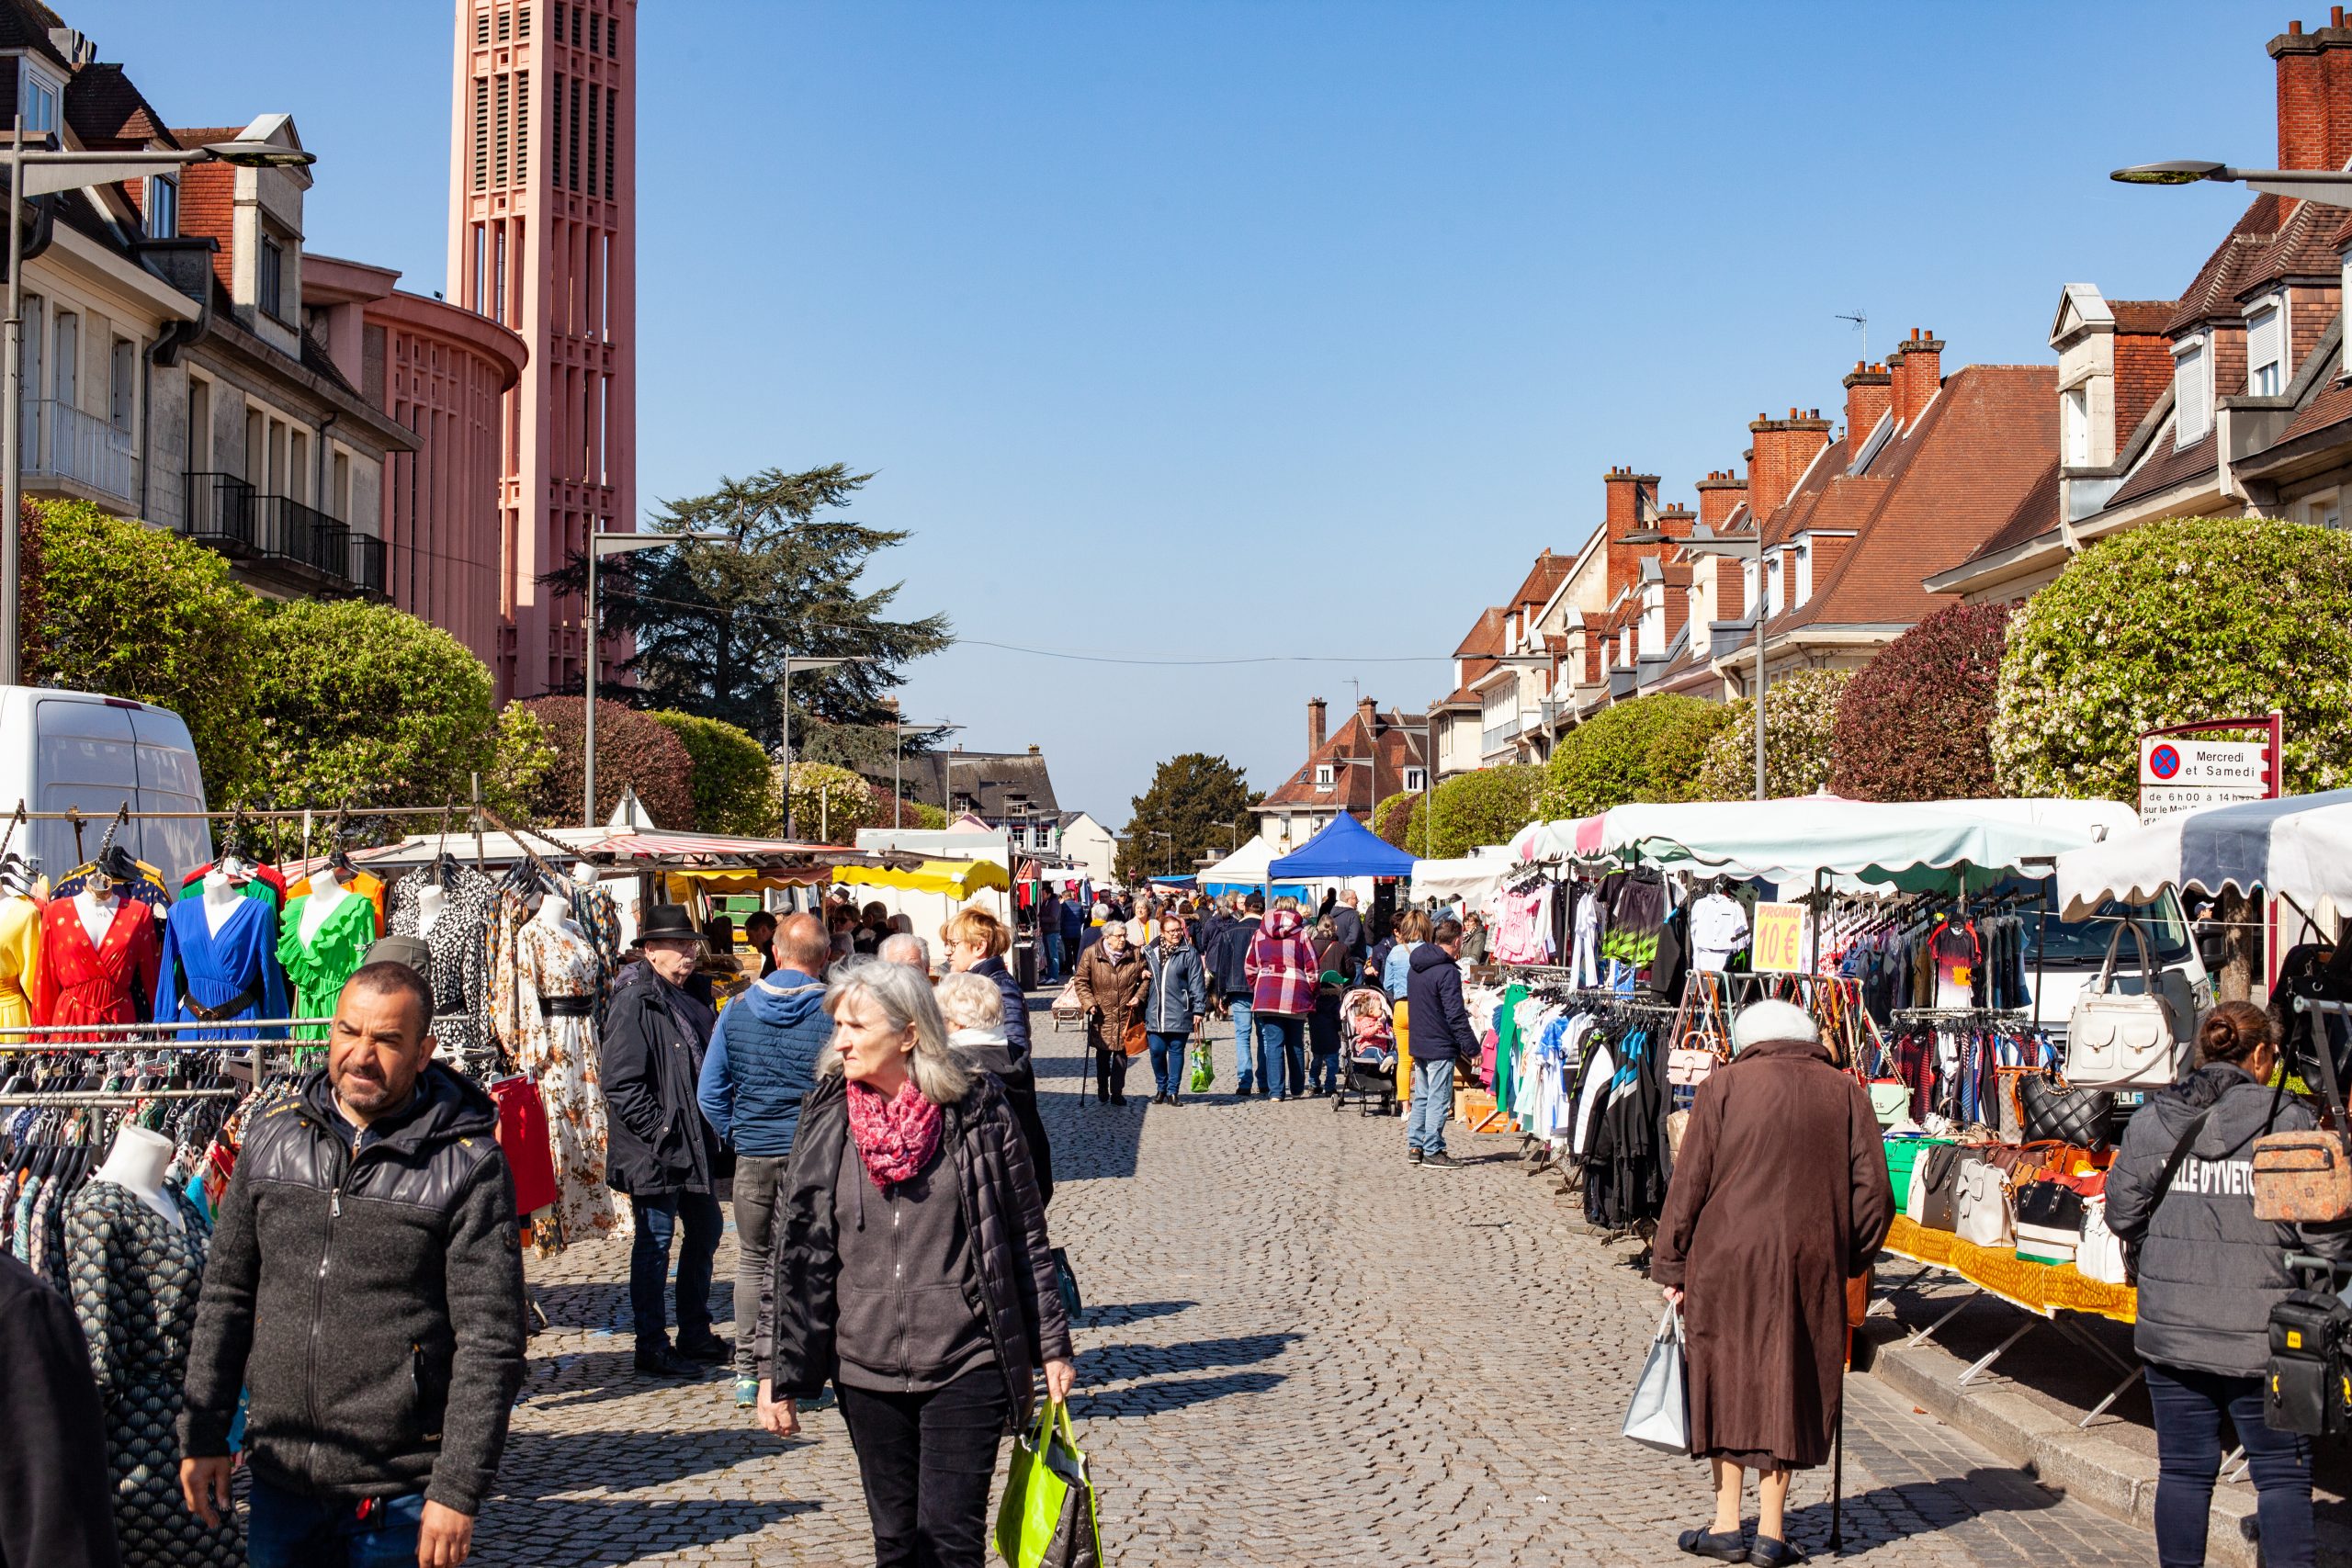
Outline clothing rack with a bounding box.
[0,1017,325,1041]
[0,1087,247,1106]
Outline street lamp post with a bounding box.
[778,653,871,840]
[880,710,961,829]
[1624,525,1767,801]
[2111,160,2352,205]
[2,118,316,685]
[583,527,730,825]
[1144,829,1173,876]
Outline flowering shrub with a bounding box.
[1690,668,1852,799]
[1831,602,2009,800]
[1539,694,1732,818]
[1992,518,2352,801]
[785,762,881,840]
[1373,792,1418,849]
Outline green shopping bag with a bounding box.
[1187,1038,1214,1094]
[995,1398,1102,1568]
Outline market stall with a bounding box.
[1195,836,1313,905]
[1267,810,1418,886]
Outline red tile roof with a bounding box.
[63,63,176,148]
[1961,457,2061,564]
[1452,605,1504,659]
[2106,425,2216,511]
[2109,299,2176,334]
[1256,706,1426,815]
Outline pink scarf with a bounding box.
[845,1077,944,1189]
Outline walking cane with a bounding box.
[1828,1403,1844,1554]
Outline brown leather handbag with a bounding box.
[2255,1027,2352,1223]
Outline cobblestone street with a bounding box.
[482,1010,2145,1567]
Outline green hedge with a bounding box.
[649,710,778,833]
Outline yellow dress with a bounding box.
[1393,998,1412,1102]
[0,893,42,1034]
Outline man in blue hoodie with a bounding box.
[697,911,834,1406]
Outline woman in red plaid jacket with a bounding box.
[1245,902,1321,1100]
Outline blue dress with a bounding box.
[154,895,288,1040]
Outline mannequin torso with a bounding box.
[299,877,352,943]
[95,1124,183,1230]
[74,886,119,950]
[200,870,244,937]
[416,882,447,937]
[534,890,581,935]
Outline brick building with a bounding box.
[1252,696,1428,853]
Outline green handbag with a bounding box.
[995,1399,1102,1568]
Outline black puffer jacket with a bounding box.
[2108,1062,2352,1376]
[180,1066,526,1514]
[766,1071,1071,1421]
[600,960,720,1197]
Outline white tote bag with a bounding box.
[2065,920,2180,1091]
[2078,1195,2130,1284]
[1622,1305,1690,1455]
[1955,1159,2015,1249]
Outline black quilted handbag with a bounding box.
[2018,1071,2117,1149]
[2014,1179,2086,1234]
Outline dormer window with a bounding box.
[1403,767,1427,793]
[145,175,178,240]
[18,64,58,135]
[2175,335,2211,446]
[1792,542,1813,607]
[2062,386,2090,466]
[259,238,286,321]
[2248,301,2286,397]
[1314,763,1334,788]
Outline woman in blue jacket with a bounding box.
[1141,912,1207,1106]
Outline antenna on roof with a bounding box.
[1834,310,1868,364]
[1347,677,1361,712]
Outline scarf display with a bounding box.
[845,1076,944,1189]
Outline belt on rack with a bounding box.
[179,986,259,1024]
[538,996,596,1018]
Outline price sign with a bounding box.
[1751,901,1805,974]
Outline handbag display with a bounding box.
[2255,1038,2352,1223]
[996,1400,1103,1568]
[1667,1045,1717,1088]
[1913,1143,1970,1232]
[1955,1157,2015,1248]
[2077,1195,2130,1284]
[1621,1305,1690,1455]
[2018,1071,2118,1149]
[2013,1179,2086,1266]
[486,1075,559,1217]
[2065,919,2180,1091]
[1868,1079,1914,1128]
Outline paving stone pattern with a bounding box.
[474,1010,2149,1566]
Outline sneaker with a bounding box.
[635,1346,694,1378]
[806,1384,838,1411]
[734,1375,760,1409]
[1237,1079,1254,1096]
[1408,1147,1424,1166]
[1421,1151,1463,1170]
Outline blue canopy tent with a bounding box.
[1268,811,1419,882]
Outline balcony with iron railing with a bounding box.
[22,398,136,506]
[176,472,388,599]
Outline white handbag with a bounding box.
[1955,1158,2015,1248]
[2078,1195,2130,1284]
[1907,1156,1932,1222]
[1621,1305,1690,1455]
[2065,920,2180,1091]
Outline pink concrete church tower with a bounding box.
[449,0,637,701]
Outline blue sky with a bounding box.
[91,1,2283,825]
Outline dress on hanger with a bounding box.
[66,1179,243,1567]
[175,863,288,909]
[51,858,172,914]
[277,892,378,1040]
[156,896,288,1041]
[285,868,387,936]
[31,896,161,1040]
[390,865,499,1074]
[0,891,43,1032]
[490,915,619,1251]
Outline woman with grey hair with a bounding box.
[758,958,1073,1568]
[934,969,1056,1208]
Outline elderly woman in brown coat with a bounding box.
[1651,1000,1894,1567]
[1071,917,1148,1106]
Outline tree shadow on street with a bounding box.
[469,1496,822,1566]
[1080,1298,1196,1327]
[1777,1467,2068,1558]
[519,1348,735,1416]
[1074,1369,1287,1420]
[1077,1331,1299,1383]
[494,1425,805,1500]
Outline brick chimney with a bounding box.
[2271,11,2352,173]
[1602,467,1663,602]
[1746,410,1833,525]
[1654,503,1695,538]
[1694,468,1747,533]
[1842,361,1892,452]
[1355,696,1379,734]
[1307,697,1327,751]
[1890,329,1945,426]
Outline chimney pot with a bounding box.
[2291,17,2303,31]
[2336,6,2345,25]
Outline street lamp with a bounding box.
[1144,829,1173,876]
[1624,525,1768,802]
[2,118,319,685]
[583,527,730,825]
[778,653,872,840]
[2111,160,2352,206]
[879,708,961,829]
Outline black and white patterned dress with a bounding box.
[390,865,499,1078]
[67,1179,243,1567]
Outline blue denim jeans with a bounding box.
[1147,1031,1189,1096]
[247,1476,424,1568]
[1227,997,1258,1092]
[1256,1015,1306,1097]
[630,1189,723,1355]
[1043,931,1065,982]
[2146,1362,2314,1568]
[1408,1057,1455,1155]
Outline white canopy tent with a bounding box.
[1594,797,2109,893]
[1410,856,1513,908]
[1196,836,1314,899]
[2055,788,2352,920]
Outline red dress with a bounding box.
[32,896,162,1039]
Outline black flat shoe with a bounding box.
[635,1347,694,1378]
[675,1335,729,1363]
[1677,1529,1747,1562]
[1747,1538,1806,1566]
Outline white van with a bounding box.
[1994,879,2214,1042]
[0,685,210,886]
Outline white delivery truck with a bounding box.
[0,685,210,886]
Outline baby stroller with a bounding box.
[1334,987,1399,1116]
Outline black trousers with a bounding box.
[837,1366,1013,1568]
[1093,1045,1129,1100]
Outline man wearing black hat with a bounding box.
[600,906,727,1377]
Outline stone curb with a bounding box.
[1866,1327,2302,1568]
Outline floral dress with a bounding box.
[68,1179,242,1567]
[490,915,619,1252]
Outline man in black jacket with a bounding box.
[1209,893,1265,1093]
[1405,919,1474,1170]
[602,909,727,1378]
[180,963,525,1568]
[1332,889,1366,972]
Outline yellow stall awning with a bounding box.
[834,858,1011,898]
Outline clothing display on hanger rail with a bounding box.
[277,885,378,1043]
[285,866,387,933]
[53,856,172,914]
[1689,892,1749,974]
[33,893,161,1041]
[155,893,287,1042]
[0,890,42,1033]
[390,863,499,1076]
[489,903,619,1253]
